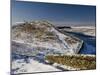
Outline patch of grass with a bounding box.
[45,55,96,70]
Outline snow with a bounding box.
[51,27,75,53]
[52,62,80,70]
[71,26,95,29]
[12,58,61,74]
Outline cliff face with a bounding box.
[12,21,83,56]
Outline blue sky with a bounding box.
[11,0,96,26]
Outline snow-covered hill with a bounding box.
[12,21,83,55]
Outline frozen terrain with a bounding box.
[12,21,83,55]
[11,21,96,74]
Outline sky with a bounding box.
[11,0,96,26]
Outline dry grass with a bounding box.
[45,55,96,70]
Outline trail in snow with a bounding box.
[51,28,74,53]
[53,28,69,49]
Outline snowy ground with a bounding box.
[11,57,61,74]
